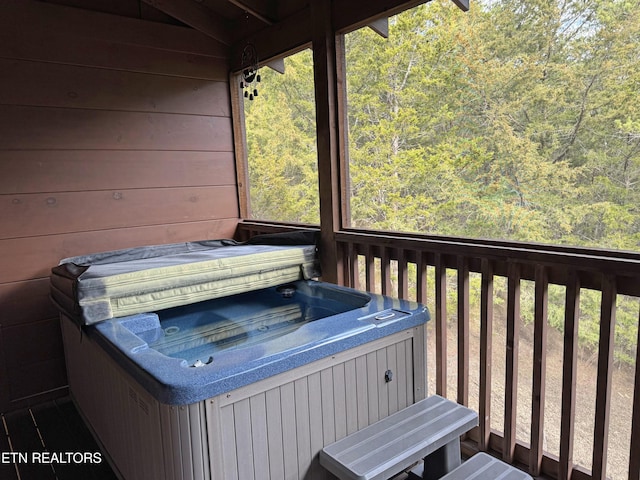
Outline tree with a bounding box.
[344,0,639,250]
[245,49,320,224]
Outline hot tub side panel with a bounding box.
[205,326,427,480]
[60,314,210,480]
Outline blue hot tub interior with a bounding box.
[149,281,371,366]
[91,280,429,405]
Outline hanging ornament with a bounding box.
[240,43,260,101]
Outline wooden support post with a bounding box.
[230,74,251,219]
[311,0,344,285]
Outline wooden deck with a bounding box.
[1,397,117,480]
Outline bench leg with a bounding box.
[407,439,462,480]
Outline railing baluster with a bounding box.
[417,250,428,304]
[398,248,408,300]
[364,244,375,293]
[592,275,617,480]
[531,265,549,476]
[381,247,392,296]
[630,302,640,480]
[347,242,358,290]
[479,258,494,451]
[560,271,580,480]
[340,242,351,284]
[457,256,470,408]
[435,253,447,397]
[504,262,521,463]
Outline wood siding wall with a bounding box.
[0,0,239,412]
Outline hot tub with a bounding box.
[55,239,429,480]
[83,279,427,405]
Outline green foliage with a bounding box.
[344,0,640,252]
[245,49,320,223]
[245,0,640,365]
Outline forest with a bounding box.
[244,0,640,364]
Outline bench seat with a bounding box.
[319,395,478,480]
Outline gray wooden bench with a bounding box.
[319,395,478,480]
[439,453,532,480]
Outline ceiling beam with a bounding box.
[332,0,431,34]
[367,17,389,38]
[333,0,469,33]
[451,0,470,11]
[265,57,285,74]
[141,0,232,45]
[231,0,470,70]
[226,0,274,25]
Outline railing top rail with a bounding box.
[237,221,640,294]
[335,229,640,277]
[237,220,319,231]
[238,221,640,264]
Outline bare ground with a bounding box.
[425,317,635,479]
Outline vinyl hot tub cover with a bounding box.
[50,231,320,326]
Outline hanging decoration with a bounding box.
[240,43,260,100]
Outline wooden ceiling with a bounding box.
[39,0,307,45]
[39,0,468,70]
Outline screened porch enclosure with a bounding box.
[2,0,639,479]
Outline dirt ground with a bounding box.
[425,317,635,479]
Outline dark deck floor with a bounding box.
[1,397,118,480]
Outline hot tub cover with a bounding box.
[51,232,320,325]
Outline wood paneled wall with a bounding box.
[0,0,239,412]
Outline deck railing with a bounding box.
[237,220,640,480]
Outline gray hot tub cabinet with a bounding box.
[61,314,427,480]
